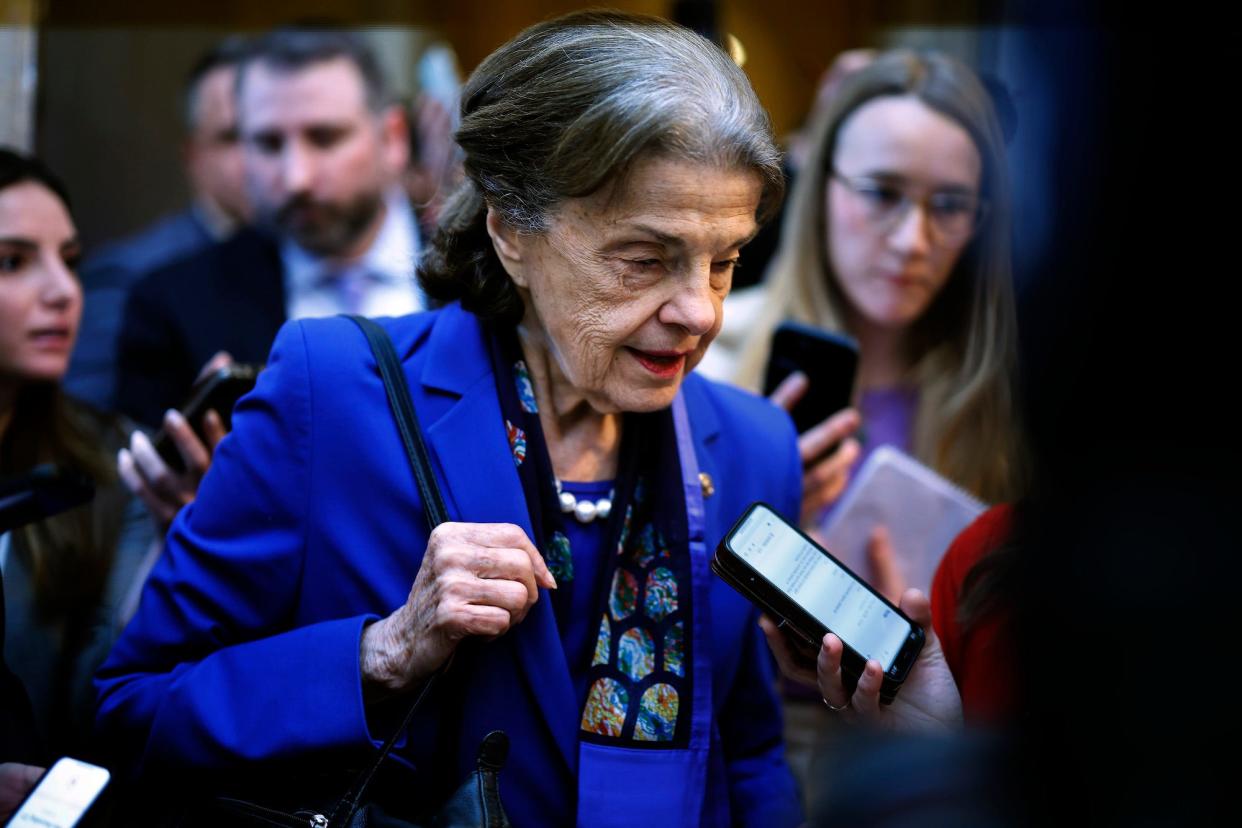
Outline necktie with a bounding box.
[335,267,378,316]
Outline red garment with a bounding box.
[930,503,1016,725]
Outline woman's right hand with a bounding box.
[118,407,227,531]
[360,522,557,698]
[117,351,233,531]
[0,763,43,821]
[761,589,962,732]
[817,589,963,732]
[768,371,862,525]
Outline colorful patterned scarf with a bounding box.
[488,328,693,747]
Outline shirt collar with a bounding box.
[366,187,421,284]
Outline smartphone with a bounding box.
[763,322,859,435]
[152,363,261,472]
[3,757,110,828]
[0,465,95,534]
[713,502,924,703]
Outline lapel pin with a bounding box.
[699,472,715,499]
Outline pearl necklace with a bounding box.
[555,479,615,524]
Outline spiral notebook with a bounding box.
[818,445,986,595]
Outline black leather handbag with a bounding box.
[204,730,511,828]
[183,316,512,828]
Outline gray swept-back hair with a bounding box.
[419,9,783,326]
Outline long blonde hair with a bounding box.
[735,50,1024,502]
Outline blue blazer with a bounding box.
[96,304,804,827]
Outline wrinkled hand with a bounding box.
[816,589,962,732]
[361,522,557,699]
[117,352,232,529]
[0,763,43,821]
[768,372,861,526]
[866,526,907,603]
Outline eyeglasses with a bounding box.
[830,169,989,246]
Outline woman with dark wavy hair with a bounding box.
[0,148,153,765]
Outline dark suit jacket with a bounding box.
[67,209,216,411]
[115,228,285,429]
[1,573,40,764]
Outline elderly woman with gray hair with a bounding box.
[96,12,805,827]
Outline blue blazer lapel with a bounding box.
[681,375,722,469]
[415,305,579,775]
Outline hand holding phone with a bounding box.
[2,758,109,828]
[714,502,924,703]
[720,505,964,727]
[764,324,863,523]
[763,322,859,435]
[118,361,260,529]
[780,402,861,526]
[0,765,43,823]
[152,362,260,472]
[808,588,963,731]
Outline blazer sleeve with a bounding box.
[95,320,379,773]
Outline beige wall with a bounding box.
[37,27,225,248]
[1,0,39,151]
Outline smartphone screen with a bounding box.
[5,758,109,828]
[728,504,912,670]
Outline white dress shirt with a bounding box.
[281,188,424,321]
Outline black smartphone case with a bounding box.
[711,551,895,704]
[762,322,859,434]
[712,505,923,704]
[153,365,261,471]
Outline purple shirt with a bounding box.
[784,387,919,702]
[854,386,918,471]
[818,386,919,526]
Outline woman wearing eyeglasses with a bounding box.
[710,49,1024,534]
[699,50,1027,782]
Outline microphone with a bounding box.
[0,464,95,533]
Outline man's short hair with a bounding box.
[236,27,391,114]
[182,35,250,132]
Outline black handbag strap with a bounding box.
[331,315,452,826]
[347,314,449,528]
